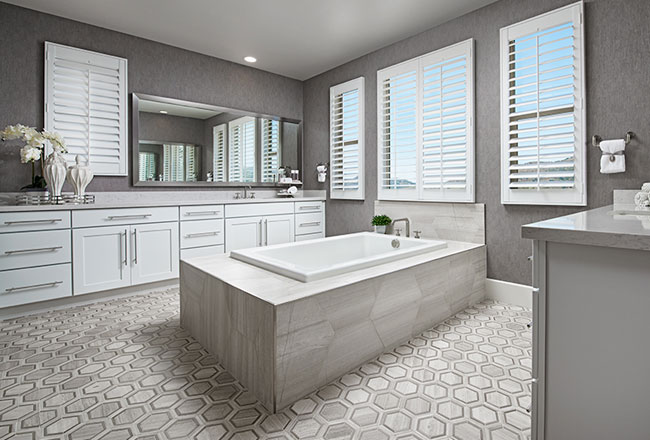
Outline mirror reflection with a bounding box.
[133,94,301,186]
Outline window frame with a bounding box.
[499,1,586,206]
[228,116,257,183]
[329,77,365,200]
[376,39,475,203]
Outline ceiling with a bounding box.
[6,0,498,80]
[138,99,221,120]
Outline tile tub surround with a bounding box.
[0,289,531,440]
[375,201,485,244]
[180,241,486,411]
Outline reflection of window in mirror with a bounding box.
[163,144,185,182]
[261,119,281,182]
[229,116,256,182]
[213,124,226,182]
[139,152,157,181]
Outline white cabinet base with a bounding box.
[131,222,179,286]
[1,264,72,308]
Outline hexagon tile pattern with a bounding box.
[0,288,532,439]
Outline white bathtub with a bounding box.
[230,232,447,282]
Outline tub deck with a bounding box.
[180,239,485,412]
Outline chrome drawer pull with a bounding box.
[5,281,63,293]
[184,231,219,238]
[5,246,63,255]
[184,211,220,216]
[4,218,62,225]
[299,205,320,210]
[299,221,321,227]
[107,214,152,220]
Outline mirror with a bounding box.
[132,93,302,186]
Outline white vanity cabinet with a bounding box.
[224,202,296,252]
[294,201,325,240]
[179,205,225,259]
[72,207,179,295]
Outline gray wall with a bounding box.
[0,1,302,192]
[302,0,650,285]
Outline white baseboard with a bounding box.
[486,278,532,309]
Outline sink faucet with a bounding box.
[391,218,411,238]
[243,185,252,199]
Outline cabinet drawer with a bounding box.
[225,202,294,218]
[0,230,71,271]
[295,212,324,235]
[180,245,224,260]
[1,264,72,308]
[0,211,70,233]
[180,205,224,220]
[180,219,224,249]
[295,201,323,213]
[295,231,325,242]
[73,207,178,228]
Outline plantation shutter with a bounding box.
[330,77,364,200]
[261,119,281,183]
[377,39,474,202]
[163,144,185,182]
[212,124,226,182]
[229,116,256,182]
[185,146,197,182]
[138,152,156,181]
[500,2,585,205]
[44,42,127,175]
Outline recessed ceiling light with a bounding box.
[244,56,257,63]
[159,110,168,114]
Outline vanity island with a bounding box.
[523,204,650,440]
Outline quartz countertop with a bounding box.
[522,204,650,251]
[0,196,325,212]
[181,240,484,306]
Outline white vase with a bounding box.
[43,152,67,198]
[66,155,94,197]
[374,225,387,234]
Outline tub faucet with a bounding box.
[391,218,411,238]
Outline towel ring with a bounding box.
[592,131,634,148]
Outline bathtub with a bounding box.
[230,231,447,282]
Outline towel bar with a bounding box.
[592,131,634,148]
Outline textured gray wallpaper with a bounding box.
[302,0,650,285]
[0,2,302,192]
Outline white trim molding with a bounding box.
[486,278,532,309]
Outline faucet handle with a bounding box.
[249,192,256,199]
[234,192,241,199]
[413,230,422,239]
[395,228,402,237]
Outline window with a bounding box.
[228,116,256,182]
[330,77,364,200]
[163,144,185,182]
[139,152,156,181]
[500,2,585,205]
[377,39,474,202]
[213,124,226,182]
[261,118,281,183]
[44,42,128,175]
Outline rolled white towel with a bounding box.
[600,139,626,154]
[634,191,649,207]
[642,182,650,193]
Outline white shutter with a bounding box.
[163,144,185,182]
[261,119,281,183]
[185,146,197,182]
[330,77,364,200]
[500,2,586,205]
[138,152,156,181]
[228,116,256,182]
[213,124,226,182]
[377,39,474,202]
[44,42,127,175]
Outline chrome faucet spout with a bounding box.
[391,218,411,238]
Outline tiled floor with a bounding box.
[0,289,532,440]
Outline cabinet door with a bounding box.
[131,222,179,286]
[264,214,295,246]
[225,216,263,252]
[73,226,130,295]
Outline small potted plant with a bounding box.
[372,215,392,234]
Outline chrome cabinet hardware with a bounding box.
[184,231,219,238]
[258,219,263,246]
[5,280,63,293]
[264,219,268,246]
[133,229,138,265]
[4,246,63,255]
[298,205,320,210]
[107,214,152,220]
[299,221,320,227]
[4,218,62,225]
[184,211,220,216]
[121,230,128,265]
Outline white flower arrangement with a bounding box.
[1,124,67,163]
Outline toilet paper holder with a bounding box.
[592,131,634,148]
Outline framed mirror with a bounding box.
[132,93,302,187]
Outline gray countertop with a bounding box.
[522,204,650,251]
[0,196,326,212]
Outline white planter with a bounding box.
[374,225,387,234]
[43,152,67,197]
